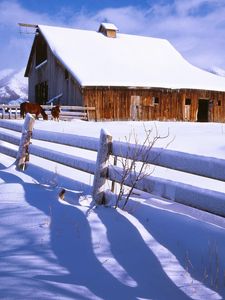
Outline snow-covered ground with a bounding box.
[0,119,225,300]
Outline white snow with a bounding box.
[209,67,225,77]
[37,24,225,91]
[1,119,225,299]
[7,69,27,97]
[8,98,26,105]
[0,68,28,101]
[99,23,118,31]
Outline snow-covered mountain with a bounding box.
[0,68,28,104]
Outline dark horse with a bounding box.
[51,105,61,121]
[20,102,48,120]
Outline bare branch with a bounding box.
[112,124,172,209]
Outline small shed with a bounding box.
[24,23,225,122]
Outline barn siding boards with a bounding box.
[83,88,225,122]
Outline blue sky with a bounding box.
[19,0,148,14]
[0,0,225,73]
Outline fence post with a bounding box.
[92,129,112,205]
[85,105,89,121]
[15,107,18,119]
[111,155,117,193]
[9,108,12,119]
[16,113,35,170]
[94,108,97,122]
[2,106,5,119]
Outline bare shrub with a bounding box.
[113,124,172,209]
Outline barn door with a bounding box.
[35,81,48,104]
[184,98,191,121]
[197,99,209,122]
[130,96,140,120]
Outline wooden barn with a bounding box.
[24,23,225,122]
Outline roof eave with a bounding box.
[80,85,225,92]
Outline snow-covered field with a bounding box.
[0,119,225,300]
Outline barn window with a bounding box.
[35,81,48,104]
[185,98,191,105]
[218,100,221,106]
[152,96,159,105]
[65,69,69,80]
[35,35,47,66]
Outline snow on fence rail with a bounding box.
[1,115,225,217]
[0,104,97,121]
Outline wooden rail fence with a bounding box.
[0,104,96,121]
[1,115,225,216]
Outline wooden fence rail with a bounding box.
[0,104,96,121]
[112,140,225,182]
[1,116,225,216]
[0,105,21,119]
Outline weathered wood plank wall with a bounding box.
[27,33,82,106]
[83,87,225,121]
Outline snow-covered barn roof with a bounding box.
[98,23,118,31]
[33,24,225,92]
